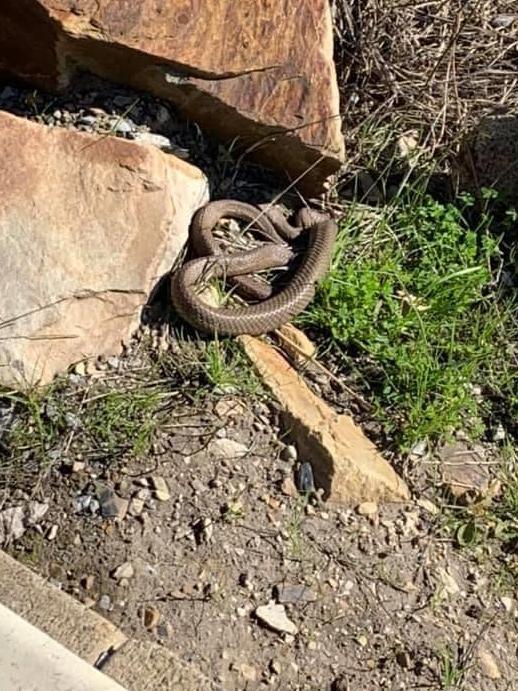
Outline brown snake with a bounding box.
[170,200,337,336]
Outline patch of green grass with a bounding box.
[83,387,160,457]
[302,186,517,449]
[159,330,263,399]
[438,644,466,689]
[1,384,69,486]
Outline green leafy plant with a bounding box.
[303,188,517,449]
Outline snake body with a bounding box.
[171,200,337,336]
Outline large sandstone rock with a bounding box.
[0,1,344,194]
[240,334,409,504]
[0,111,208,388]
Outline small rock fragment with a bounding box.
[143,605,161,630]
[297,462,315,493]
[47,524,59,541]
[501,596,517,615]
[274,584,317,604]
[133,132,173,150]
[440,443,489,502]
[0,502,49,545]
[98,487,129,519]
[210,438,248,457]
[410,440,427,457]
[477,648,501,679]
[281,476,298,497]
[149,476,170,502]
[436,567,460,597]
[281,445,298,462]
[128,496,145,516]
[81,575,95,591]
[98,594,112,611]
[357,501,378,517]
[111,561,134,582]
[239,663,257,682]
[255,601,298,635]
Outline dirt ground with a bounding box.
[1,333,516,691]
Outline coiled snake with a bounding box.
[170,200,337,336]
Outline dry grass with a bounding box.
[332,0,518,166]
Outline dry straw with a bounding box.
[332,0,518,164]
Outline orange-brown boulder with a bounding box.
[0,1,344,193]
[0,111,208,388]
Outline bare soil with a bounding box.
[3,340,517,691]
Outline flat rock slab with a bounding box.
[240,334,409,504]
[0,1,344,193]
[0,111,208,388]
[0,550,126,664]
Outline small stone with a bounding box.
[74,361,87,376]
[297,462,315,493]
[72,461,86,473]
[133,132,172,150]
[281,477,298,497]
[106,356,119,369]
[501,596,517,615]
[27,501,49,524]
[128,497,145,516]
[255,602,298,635]
[98,487,129,519]
[281,445,298,462]
[143,605,160,630]
[270,659,282,675]
[81,575,95,591]
[47,524,58,541]
[440,443,489,502]
[307,640,317,651]
[355,634,368,647]
[78,115,97,127]
[202,518,214,542]
[410,440,427,457]
[98,594,112,611]
[274,584,317,604]
[149,476,170,502]
[437,567,460,596]
[493,423,506,442]
[210,438,248,457]
[114,119,133,134]
[357,501,378,517]
[111,561,134,582]
[239,664,257,682]
[477,648,501,679]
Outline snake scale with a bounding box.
[170,200,337,336]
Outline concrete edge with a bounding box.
[0,550,218,691]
